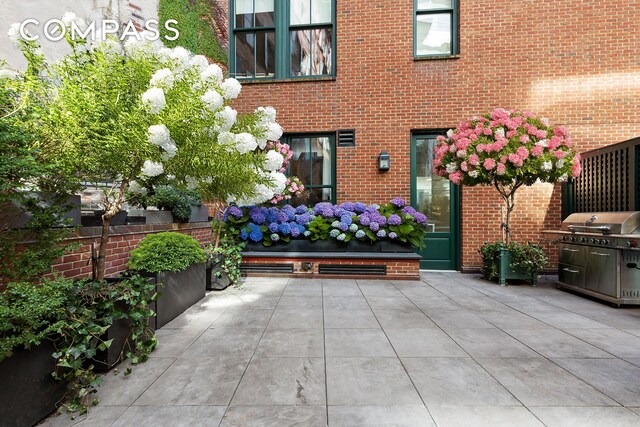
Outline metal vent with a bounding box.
[240,263,294,274]
[337,129,356,147]
[318,264,386,275]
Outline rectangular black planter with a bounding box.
[81,210,127,227]
[0,341,67,427]
[155,263,206,329]
[244,239,414,253]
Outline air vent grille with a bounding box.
[240,263,294,274]
[318,264,386,275]
[337,129,356,147]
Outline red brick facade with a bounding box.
[225,0,640,269]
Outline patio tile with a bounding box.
[237,293,280,309]
[231,357,325,405]
[478,357,618,406]
[504,328,612,358]
[412,297,463,311]
[267,309,323,330]
[96,357,175,406]
[365,296,416,310]
[402,358,519,406]
[375,309,438,329]
[328,405,435,427]
[180,328,262,359]
[426,309,495,330]
[324,309,380,329]
[323,296,370,310]
[397,287,445,301]
[552,358,640,406]
[385,328,467,358]
[322,278,357,286]
[476,309,555,330]
[134,357,247,405]
[255,328,324,357]
[565,328,640,358]
[529,407,640,427]
[325,328,395,357]
[221,405,327,427]
[322,283,362,297]
[281,284,323,297]
[211,309,273,330]
[287,278,322,286]
[358,284,404,297]
[277,296,323,309]
[446,328,539,358]
[150,328,202,358]
[242,283,287,296]
[112,405,226,427]
[326,357,423,405]
[160,303,227,331]
[44,406,128,427]
[524,309,612,329]
[427,405,544,427]
[356,279,392,286]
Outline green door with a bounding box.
[411,133,460,270]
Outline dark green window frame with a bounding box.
[229,0,336,80]
[283,132,336,204]
[413,0,459,58]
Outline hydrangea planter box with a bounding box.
[0,340,67,427]
[4,194,81,229]
[497,248,537,286]
[81,210,127,227]
[189,205,209,223]
[154,262,206,328]
[206,258,231,291]
[243,239,414,253]
[128,209,173,225]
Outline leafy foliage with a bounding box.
[479,241,548,281]
[128,183,202,222]
[128,232,206,273]
[206,233,245,286]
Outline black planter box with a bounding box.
[155,263,206,328]
[0,340,67,427]
[81,210,127,227]
[4,194,81,229]
[243,239,414,253]
[206,258,231,291]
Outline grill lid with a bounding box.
[561,212,640,235]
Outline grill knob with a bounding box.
[602,240,609,245]
[589,238,595,243]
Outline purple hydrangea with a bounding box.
[390,198,406,207]
[339,202,355,212]
[329,229,340,238]
[369,222,380,232]
[358,213,371,226]
[227,206,243,219]
[321,207,335,218]
[377,229,386,238]
[295,205,308,214]
[388,214,402,225]
[268,222,279,233]
[281,205,296,220]
[340,214,353,226]
[296,213,312,225]
[388,232,398,239]
[290,226,301,237]
[337,233,346,241]
[355,230,366,239]
[414,212,427,224]
[313,202,333,216]
[401,206,417,216]
[338,222,349,232]
[277,210,290,222]
[278,222,292,235]
[249,207,267,224]
[353,202,367,213]
[366,204,380,213]
[375,214,387,226]
[270,233,280,242]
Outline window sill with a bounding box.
[413,54,460,61]
[237,76,336,84]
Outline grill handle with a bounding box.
[567,225,612,233]
[590,252,611,257]
[562,268,580,274]
[562,248,579,252]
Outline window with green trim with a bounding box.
[284,134,335,204]
[230,0,335,79]
[414,0,458,57]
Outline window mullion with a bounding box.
[276,0,288,78]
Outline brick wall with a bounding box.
[222,0,640,269]
[51,223,212,280]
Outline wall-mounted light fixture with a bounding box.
[378,151,390,171]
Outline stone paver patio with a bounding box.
[44,272,640,426]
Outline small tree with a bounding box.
[433,108,581,243]
[9,14,294,280]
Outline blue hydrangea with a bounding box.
[295,205,308,214]
[313,202,333,215]
[339,202,355,212]
[390,198,406,207]
[337,233,346,241]
[227,206,243,218]
[240,229,249,240]
[329,229,340,238]
[321,207,335,218]
[277,211,290,222]
[377,230,386,238]
[401,206,417,216]
[268,222,279,233]
[278,222,292,235]
[388,214,402,225]
[338,222,349,232]
[358,213,371,226]
[270,233,280,241]
[340,214,353,226]
[296,213,312,225]
[353,202,367,213]
[369,222,380,232]
[249,207,267,224]
[266,208,279,223]
[349,224,358,233]
[414,212,427,224]
[355,230,365,239]
[249,229,263,242]
[388,232,398,239]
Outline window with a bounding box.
[230,0,335,79]
[414,0,458,57]
[284,134,335,204]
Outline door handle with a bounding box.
[562,268,580,273]
[590,252,610,257]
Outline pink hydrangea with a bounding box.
[449,171,463,184]
[460,161,469,172]
[508,153,523,167]
[496,163,506,175]
[531,146,544,157]
[572,154,581,177]
[469,154,480,166]
[516,146,529,159]
[554,150,566,159]
[519,134,530,144]
[483,158,496,170]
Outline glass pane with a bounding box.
[310,136,332,186]
[304,187,331,205]
[290,0,311,24]
[235,0,253,28]
[234,33,255,77]
[255,31,275,77]
[417,0,452,10]
[255,0,275,27]
[416,137,450,233]
[312,0,332,23]
[290,28,332,76]
[289,137,311,185]
[416,13,451,55]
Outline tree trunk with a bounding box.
[494,181,521,245]
[94,181,129,280]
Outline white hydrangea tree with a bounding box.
[8,14,290,279]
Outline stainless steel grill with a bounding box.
[547,212,640,305]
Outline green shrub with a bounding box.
[479,241,547,280]
[206,234,245,286]
[128,232,206,273]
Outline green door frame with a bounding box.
[410,132,461,270]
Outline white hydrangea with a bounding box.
[93,38,123,57]
[141,160,164,177]
[124,32,163,59]
[541,161,553,171]
[445,162,458,174]
[201,64,223,83]
[0,69,20,80]
[468,170,479,178]
[265,122,283,141]
[269,171,287,195]
[128,180,147,195]
[221,78,242,100]
[446,129,454,138]
[218,131,237,150]
[556,158,565,169]
[234,132,258,154]
[535,139,549,148]
[494,127,505,138]
[215,106,237,132]
[150,68,175,90]
[141,87,166,114]
[256,106,277,123]
[189,55,209,71]
[200,90,224,112]
[147,124,177,158]
[263,150,284,171]
[167,46,191,65]
[256,138,268,150]
[558,173,568,182]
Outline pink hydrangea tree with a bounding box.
[433,108,581,243]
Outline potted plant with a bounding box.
[479,241,547,286]
[433,108,581,285]
[205,234,245,291]
[128,232,207,328]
